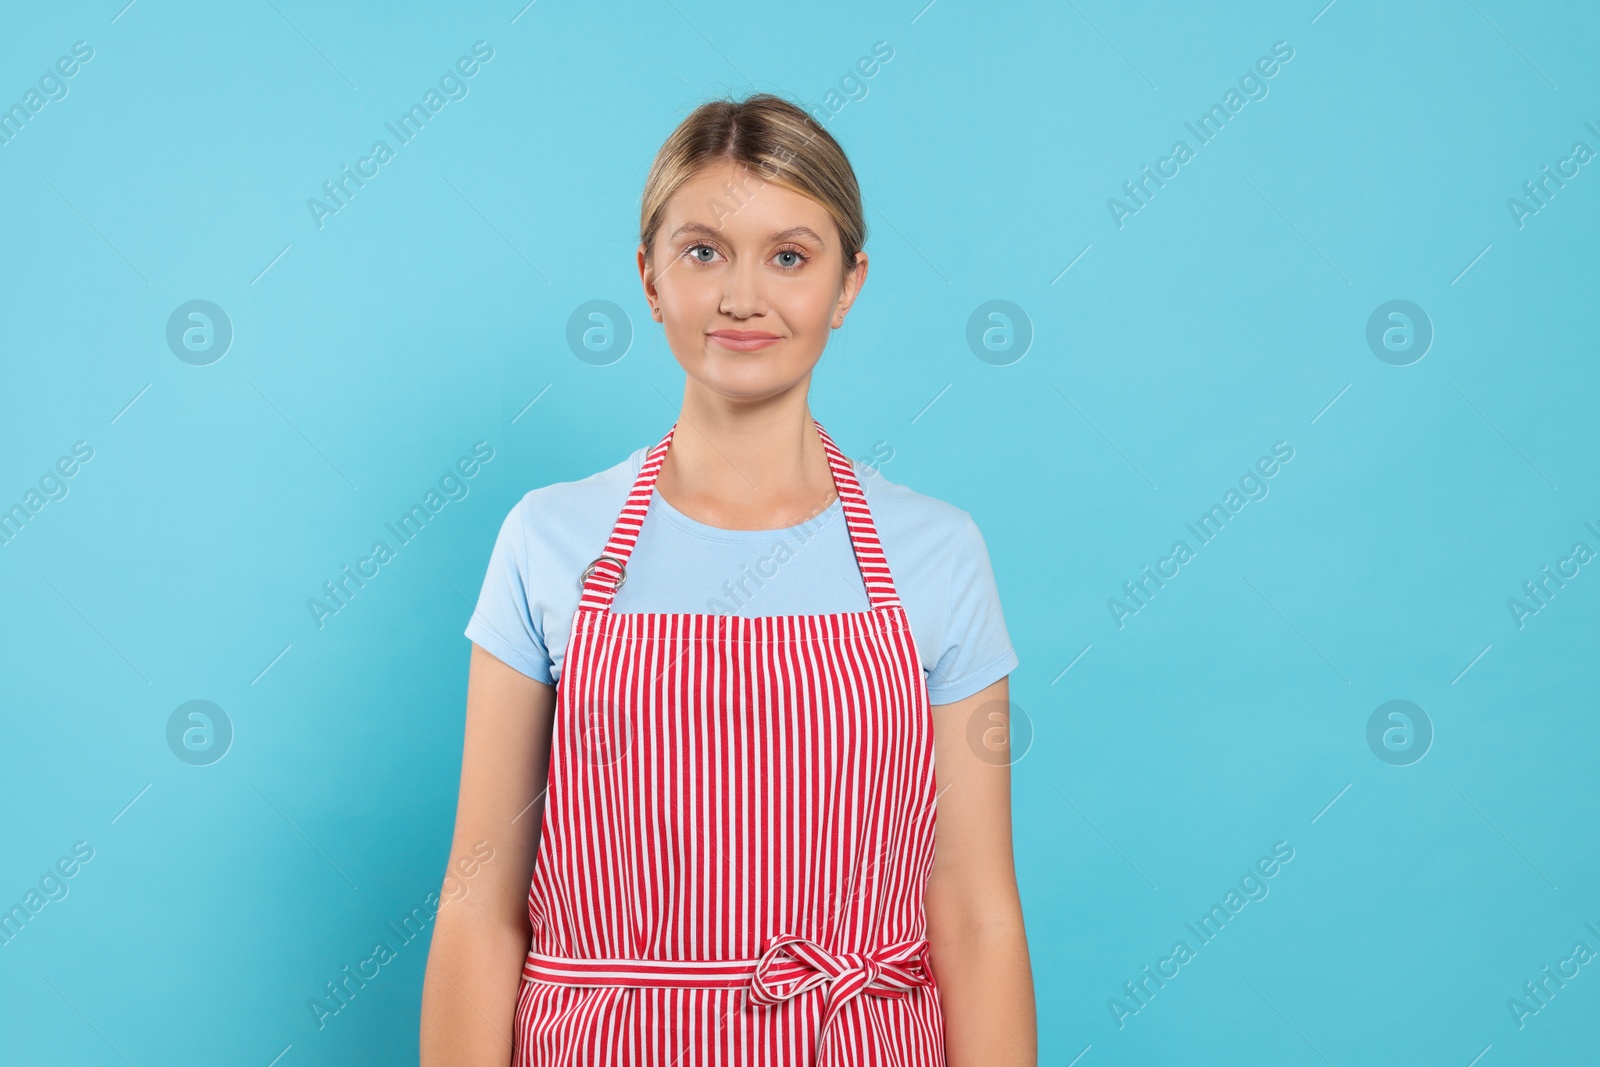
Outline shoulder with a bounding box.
[856,458,1017,703]
[498,445,648,559]
[856,460,986,566]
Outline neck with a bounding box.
[655,385,838,531]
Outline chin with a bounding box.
[695,364,812,402]
[703,377,797,402]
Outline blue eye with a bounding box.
[681,243,809,270]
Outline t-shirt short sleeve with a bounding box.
[923,514,1019,705]
[464,497,554,685]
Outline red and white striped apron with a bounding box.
[512,417,945,1066]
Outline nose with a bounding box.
[719,256,767,319]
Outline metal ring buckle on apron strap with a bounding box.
[580,553,628,591]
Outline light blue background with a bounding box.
[2,1,1597,1064]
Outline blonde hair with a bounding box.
[639,93,866,282]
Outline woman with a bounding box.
[421,92,1036,1066]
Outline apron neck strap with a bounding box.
[577,417,902,613]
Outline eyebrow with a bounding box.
[668,222,827,246]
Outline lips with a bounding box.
[707,330,782,352]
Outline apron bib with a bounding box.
[512,417,945,1067]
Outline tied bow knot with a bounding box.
[747,934,933,1062]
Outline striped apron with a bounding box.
[511,417,945,1066]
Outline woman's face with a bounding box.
[638,158,867,405]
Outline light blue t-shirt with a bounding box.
[464,445,1019,706]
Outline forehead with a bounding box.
[662,159,834,243]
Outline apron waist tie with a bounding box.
[523,934,934,1065]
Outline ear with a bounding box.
[831,251,869,329]
[637,243,662,322]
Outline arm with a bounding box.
[420,643,555,1066]
[925,674,1037,1067]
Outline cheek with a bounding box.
[654,280,707,337]
[777,281,839,331]
[657,266,717,312]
